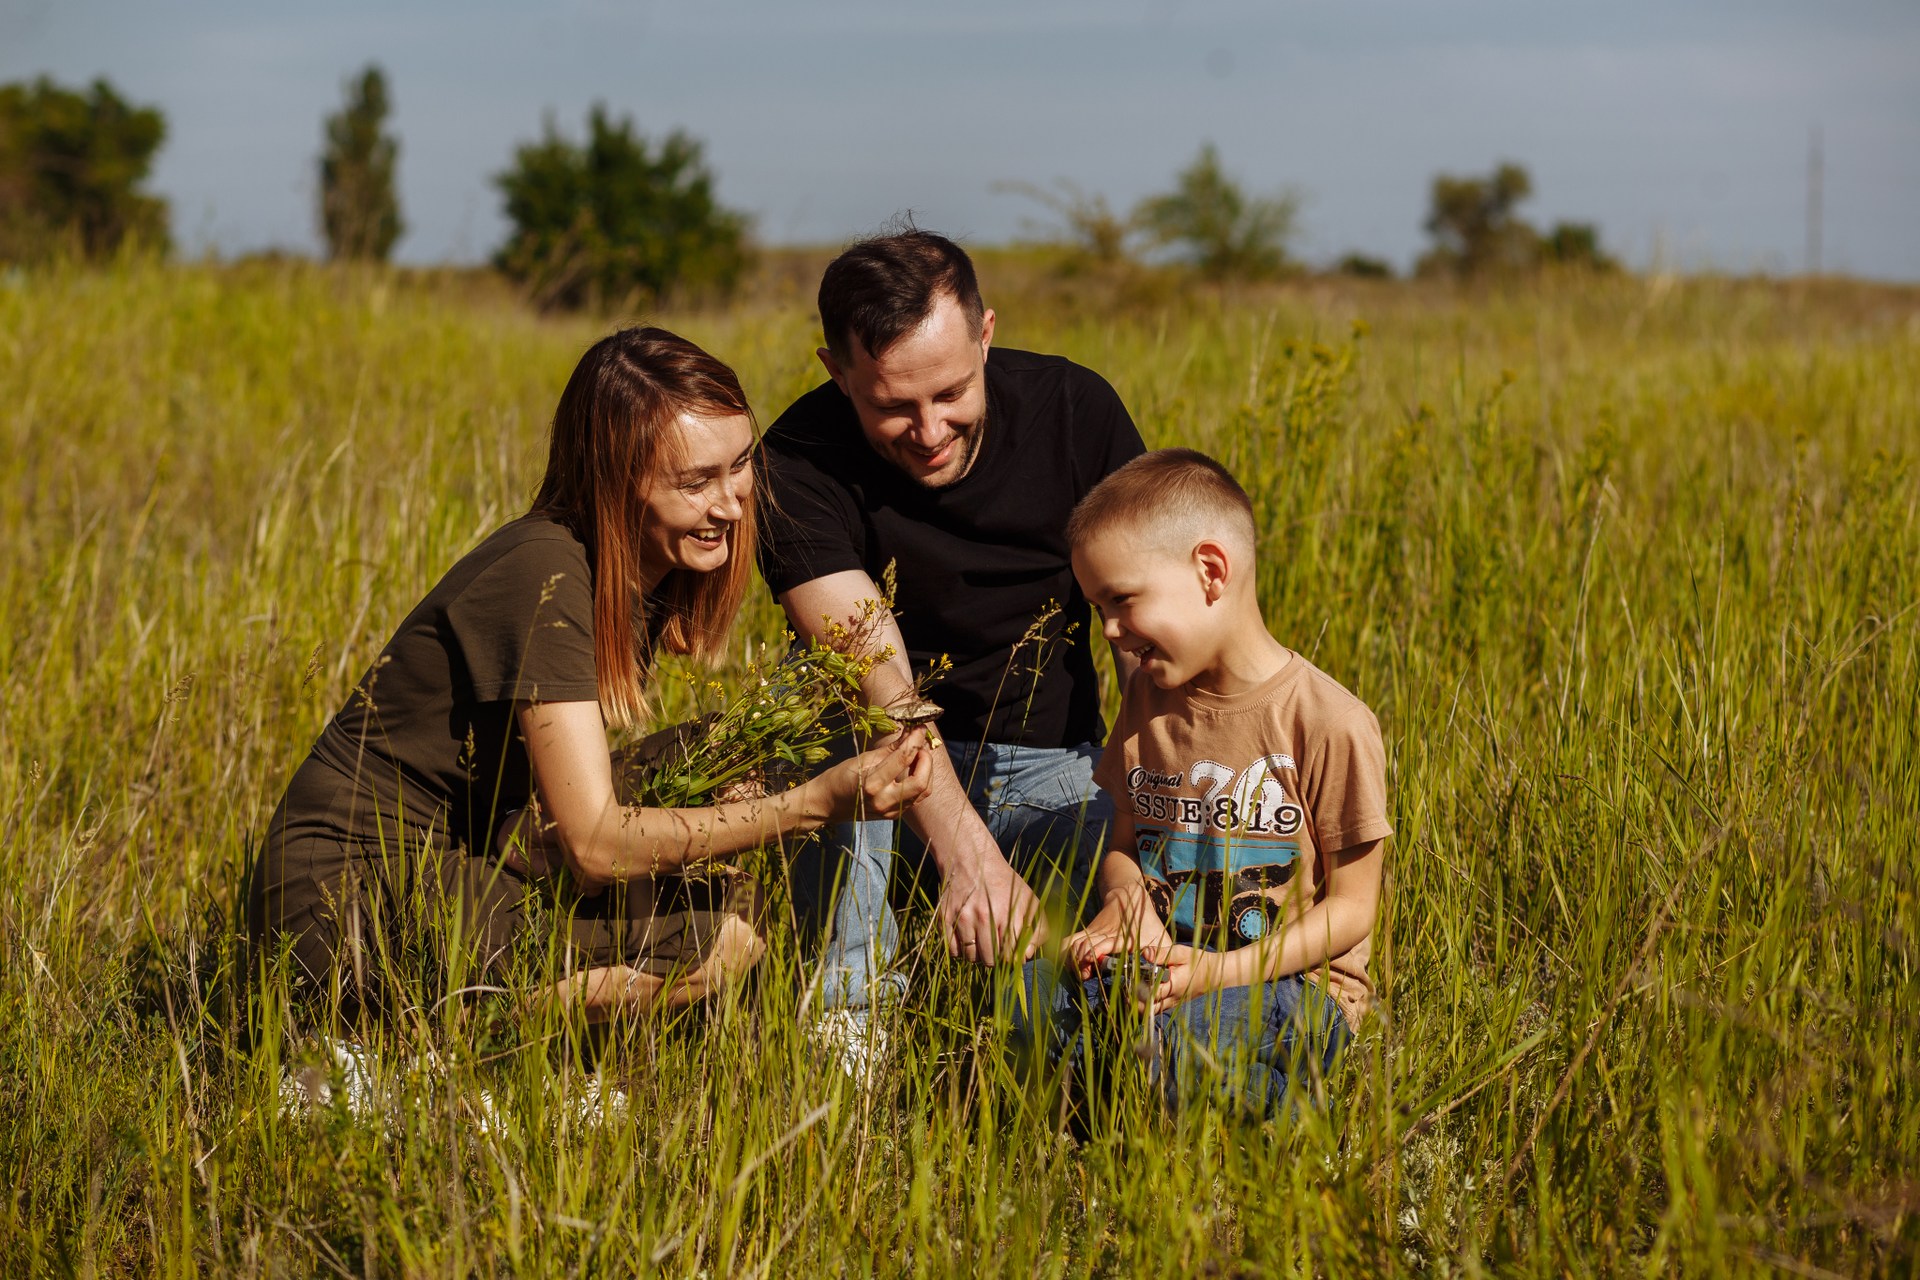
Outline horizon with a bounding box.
[5,0,1916,281]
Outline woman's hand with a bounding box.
[1138,944,1221,1015]
[804,729,932,823]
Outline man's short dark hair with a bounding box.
[818,227,986,363]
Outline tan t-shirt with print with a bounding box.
[1094,649,1392,1029]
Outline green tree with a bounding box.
[1418,161,1540,277]
[494,106,751,311]
[0,76,168,262]
[1133,143,1298,281]
[318,65,403,263]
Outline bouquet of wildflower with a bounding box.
[501,573,948,884]
[620,641,895,809]
[618,568,949,811]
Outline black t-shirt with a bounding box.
[301,513,600,852]
[757,347,1144,749]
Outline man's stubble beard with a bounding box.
[916,406,987,491]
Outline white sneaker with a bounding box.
[473,1071,629,1138]
[562,1073,630,1128]
[808,1008,890,1086]
[278,1038,381,1120]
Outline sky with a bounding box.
[4,0,1917,278]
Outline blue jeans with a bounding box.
[790,740,1111,1013]
[1007,956,1351,1119]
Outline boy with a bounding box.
[1010,448,1392,1117]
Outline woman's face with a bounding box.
[638,409,755,585]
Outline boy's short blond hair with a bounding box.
[1068,447,1257,558]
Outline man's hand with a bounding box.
[935,822,1043,965]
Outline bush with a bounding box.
[1334,252,1395,280]
[493,106,751,311]
[1417,163,1619,279]
[0,76,169,262]
[992,177,1133,272]
[1543,220,1616,271]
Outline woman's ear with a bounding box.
[1193,539,1232,604]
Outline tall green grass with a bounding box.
[2,258,1915,1275]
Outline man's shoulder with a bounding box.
[763,379,853,453]
[988,346,1111,392]
[988,347,1133,463]
[988,346,1070,373]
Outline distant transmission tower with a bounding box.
[1806,124,1824,278]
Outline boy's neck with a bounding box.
[1187,612,1291,698]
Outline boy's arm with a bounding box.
[1145,837,1384,1012]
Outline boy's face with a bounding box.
[1073,526,1222,690]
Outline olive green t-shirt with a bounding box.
[1094,649,1393,1028]
[301,513,600,855]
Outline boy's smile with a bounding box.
[1073,518,1292,698]
[1072,529,1219,690]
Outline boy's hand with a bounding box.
[1064,885,1173,978]
[1063,925,1127,978]
[1138,944,1222,1015]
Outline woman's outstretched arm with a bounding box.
[515,700,929,891]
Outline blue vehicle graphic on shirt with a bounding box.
[1135,825,1302,949]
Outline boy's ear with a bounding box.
[1193,539,1232,604]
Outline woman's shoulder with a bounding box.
[473,512,587,558]
[428,513,593,617]
[455,513,589,578]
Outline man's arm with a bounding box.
[778,568,1044,965]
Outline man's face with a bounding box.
[819,292,995,489]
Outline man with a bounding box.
[757,228,1144,1056]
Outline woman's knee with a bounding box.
[694,914,766,987]
[589,916,765,1013]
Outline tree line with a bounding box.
[0,66,1615,306]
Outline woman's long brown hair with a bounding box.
[531,327,757,730]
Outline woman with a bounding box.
[248,327,929,1025]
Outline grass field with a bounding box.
[2,257,1916,1276]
